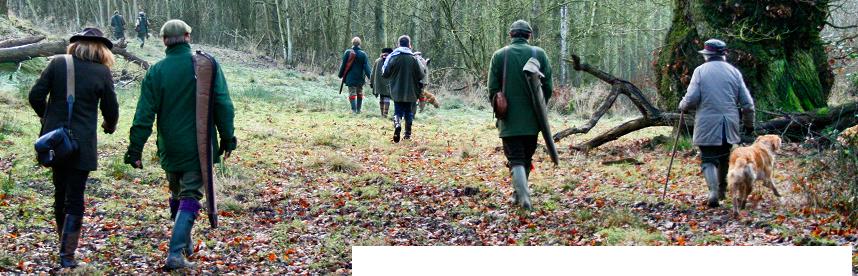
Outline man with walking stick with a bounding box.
[678,39,755,208]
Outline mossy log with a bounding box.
[0,35,44,48]
[655,0,834,114]
[0,37,149,69]
[554,55,857,151]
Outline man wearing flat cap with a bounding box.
[125,19,236,270]
[487,20,553,210]
[679,39,755,208]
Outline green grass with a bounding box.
[598,227,665,245]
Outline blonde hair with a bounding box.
[352,37,361,47]
[66,40,115,68]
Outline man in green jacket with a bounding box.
[382,35,425,142]
[337,37,372,114]
[109,10,125,40]
[487,20,553,210]
[124,20,237,270]
[370,48,393,118]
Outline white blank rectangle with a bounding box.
[353,246,851,276]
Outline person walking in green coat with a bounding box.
[109,10,125,40]
[337,37,372,114]
[487,20,553,210]
[134,11,150,48]
[124,20,237,270]
[382,35,425,142]
[370,47,393,118]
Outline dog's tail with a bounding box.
[423,91,441,108]
[727,158,755,190]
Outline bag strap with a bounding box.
[64,54,75,127]
[501,47,509,96]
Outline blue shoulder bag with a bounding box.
[34,55,79,167]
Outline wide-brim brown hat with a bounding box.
[70,28,113,49]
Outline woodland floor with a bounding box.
[0,41,856,275]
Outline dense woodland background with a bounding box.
[4,0,673,88]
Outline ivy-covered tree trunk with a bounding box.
[655,0,835,114]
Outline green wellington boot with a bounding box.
[511,165,532,210]
[702,163,721,208]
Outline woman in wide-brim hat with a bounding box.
[28,27,120,269]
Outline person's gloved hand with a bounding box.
[123,149,143,169]
[102,121,116,134]
[219,136,238,159]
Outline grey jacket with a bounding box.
[679,60,754,146]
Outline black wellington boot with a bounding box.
[59,214,83,268]
[393,116,402,143]
[404,120,412,140]
[717,163,729,200]
[169,198,179,221]
[356,97,363,114]
[164,210,197,270]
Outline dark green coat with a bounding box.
[487,38,553,138]
[110,14,125,37]
[371,57,391,97]
[381,51,425,103]
[136,14,149,37]
[29,56,119,171]
[128,43,235,172]
[337,46,372,86]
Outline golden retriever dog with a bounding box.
[838,124,858,146]
[727,135,783,216]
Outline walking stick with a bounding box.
[661,111,685,201]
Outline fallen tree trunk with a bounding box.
[0,37,149,69]
[554,55,858,151]
[0,35,44,48]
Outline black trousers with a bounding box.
[699,143,732,190]
[502,135,538,173]
[52,166,89,228]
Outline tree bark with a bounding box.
[374,0,385,48]
[345,0,355,45]
[274,0,287,62]
[655,0,834,114]
[559,4,568,86]
[0,36,45,48]
[284,0,293,64]
[0,38,150,69]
